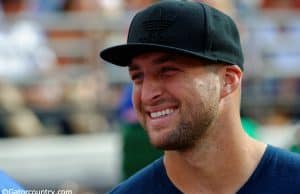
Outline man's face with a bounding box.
[129,52,221,150]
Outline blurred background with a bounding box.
[0,0,299,193]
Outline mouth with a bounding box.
[148,107,177,119]
[143,104,179,130]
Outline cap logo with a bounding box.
[139,7,176,43]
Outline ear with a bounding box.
[220,65,242,98]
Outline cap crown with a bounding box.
[100,0,244,69]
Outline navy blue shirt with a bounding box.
[237,145,300,194]
[108,145,300,194]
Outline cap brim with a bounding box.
[100,43,218,66]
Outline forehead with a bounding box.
[129,51,209,70]
[131,51,172,64]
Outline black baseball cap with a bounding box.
[100,0,244,70]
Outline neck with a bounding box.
[163,117,266,194]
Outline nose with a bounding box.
[141,76,163,104]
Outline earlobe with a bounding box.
[220,66,242,98]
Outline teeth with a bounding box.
[150,108,174,118]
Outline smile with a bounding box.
[150,108,175,119]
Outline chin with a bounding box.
[148,132,192,151]
[147,130,170,149]
[151,141,192,151]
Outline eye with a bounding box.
[130,72,143,84]
[161,66,179,75]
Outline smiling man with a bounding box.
[129,53,221,151]
[100,1,300,193]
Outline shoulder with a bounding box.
[108,158,164,194]
[265,145,300,180]
[238,145,300,194]
[0,171,23,190]
[268,145,300,167]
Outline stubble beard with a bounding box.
[146,99,219,151]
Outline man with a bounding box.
[0,0,56,82]
[100,0,300,193]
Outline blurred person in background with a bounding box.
[0,0,56,83]
[60,73,110,135]
[61,0,100,12]
[0,0,51,137]
[31,0,102,13]
[0,81,45,137]
[261,0,300,9]
[290,127,300,153]
[100,1,300,193]
[0,171,23,191]
[0,0,53,189]
[123,0,160,11]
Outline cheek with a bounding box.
[131,88,141,111]
[131,89,146,125]
[194,76,220,99]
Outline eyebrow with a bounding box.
[128,54,177,71]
